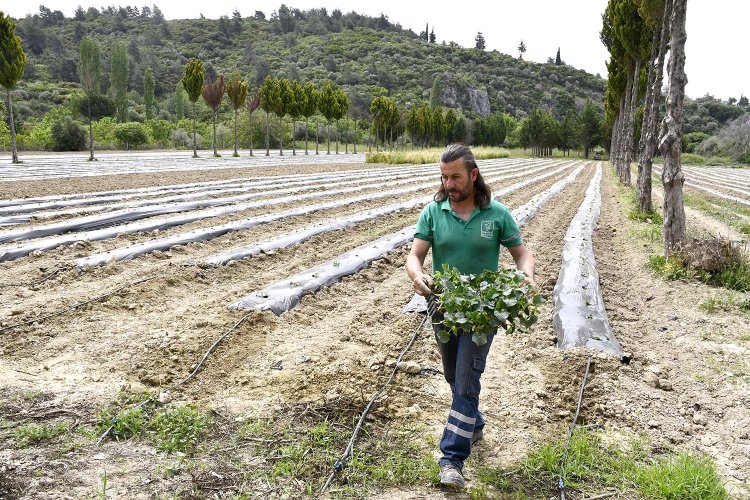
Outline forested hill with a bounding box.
[10,5,606,123]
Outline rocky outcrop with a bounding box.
[435,73,491,116]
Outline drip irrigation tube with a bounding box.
[559,355,593,500]
[320,296,437,494]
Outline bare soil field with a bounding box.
[0,158,748,499]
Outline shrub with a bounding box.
[51,116,86,151]
[113,122,149,149]
[680,153,706,165]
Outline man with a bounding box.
[405,144,536,490]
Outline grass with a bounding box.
[683,192,750,237]
[468,428,728,499]
[647,249,750,293]
[14,420,71,448]
[365,147,509,164]
[152,404,212,453]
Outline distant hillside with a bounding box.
[9,5,606,126]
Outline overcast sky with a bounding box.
[6,0,746,101]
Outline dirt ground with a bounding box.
[0,160,748,499]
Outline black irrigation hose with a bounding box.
[320,295,437,495]
[0,274,165,335]
[97,312,254,445]
[0,265,71,289]
[559,355,593,500]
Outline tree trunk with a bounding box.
[327,122,331,154]
[265,111,270,156]
[622,58,641,186]
[375,123,379,152]
[212,111,218,156]
[249,112,254,156]
[7,90,19,164]
[304,117,309,155]
[335,119,340,154]
[233,109,239,157]
[638,0,673,214]
[659,0,688,257]
[279,115,283,156]
[86,96,95,161]
[192,101,198,158]
[353,119,357,154]
[315,122,319,154]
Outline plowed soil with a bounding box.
[1,160,748,499]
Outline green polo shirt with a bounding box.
[415,198,522,275]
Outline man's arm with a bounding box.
[507,243,536,287]
[406,238,434,296]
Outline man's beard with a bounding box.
[448,186,472,202]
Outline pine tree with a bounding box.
[555,47,562,65]
[0,12,27,164]
[518,40,527,59]
[429,28,436,43]
[475,32,486,50]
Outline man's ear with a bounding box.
[471,167,479,182]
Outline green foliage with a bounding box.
[647,255,705,281]
[96,406,147,441]
[182,59,205,103]
[78,94,115,121]
[14,420,71,448]
[143,67,155,119]
[681,153,707,165]
[366,147,508,164]
[110,41,129,122]
[151,404,211,453]
[113,122,148,149]
[514,428,727,498]
[434,264,542,345]
[634,453,728,499]
[51,115,86,151]
[173,80,186,120]
[226,72,248,112]
[0,12,27,89]
[143,119,174,146]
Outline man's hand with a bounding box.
[412,272,434,296]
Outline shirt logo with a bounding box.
[481,220,494,239]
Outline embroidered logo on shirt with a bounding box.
[481,220,494,239]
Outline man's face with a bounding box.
[440,159,477,203]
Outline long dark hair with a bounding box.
[434,144,492,209]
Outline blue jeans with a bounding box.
[433,318,495,470]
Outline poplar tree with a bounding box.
[226,72,248,157]
[245,89,260,156]
[301,82,318,155]
[259,75,281,156]
[110,41,129,122]
[202,74,225,157]
[0,12,27,164]
[182,58,205,157]
[287,80,305,156]
[333,89,349,154]
[143,67,155,119]
[318,81,337,154]
[173,80,186,120]
[275,77,291,155]
[79,36,100,161]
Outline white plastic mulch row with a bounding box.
[1,160,565,263]
[653,166,750,207]
[228,161,588,315]
[552,163,623,358]
[0,159,554,244]
[679,167,750,200]
[73,161,575,268]
[0,163,438,217]
[0,151,367,181]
